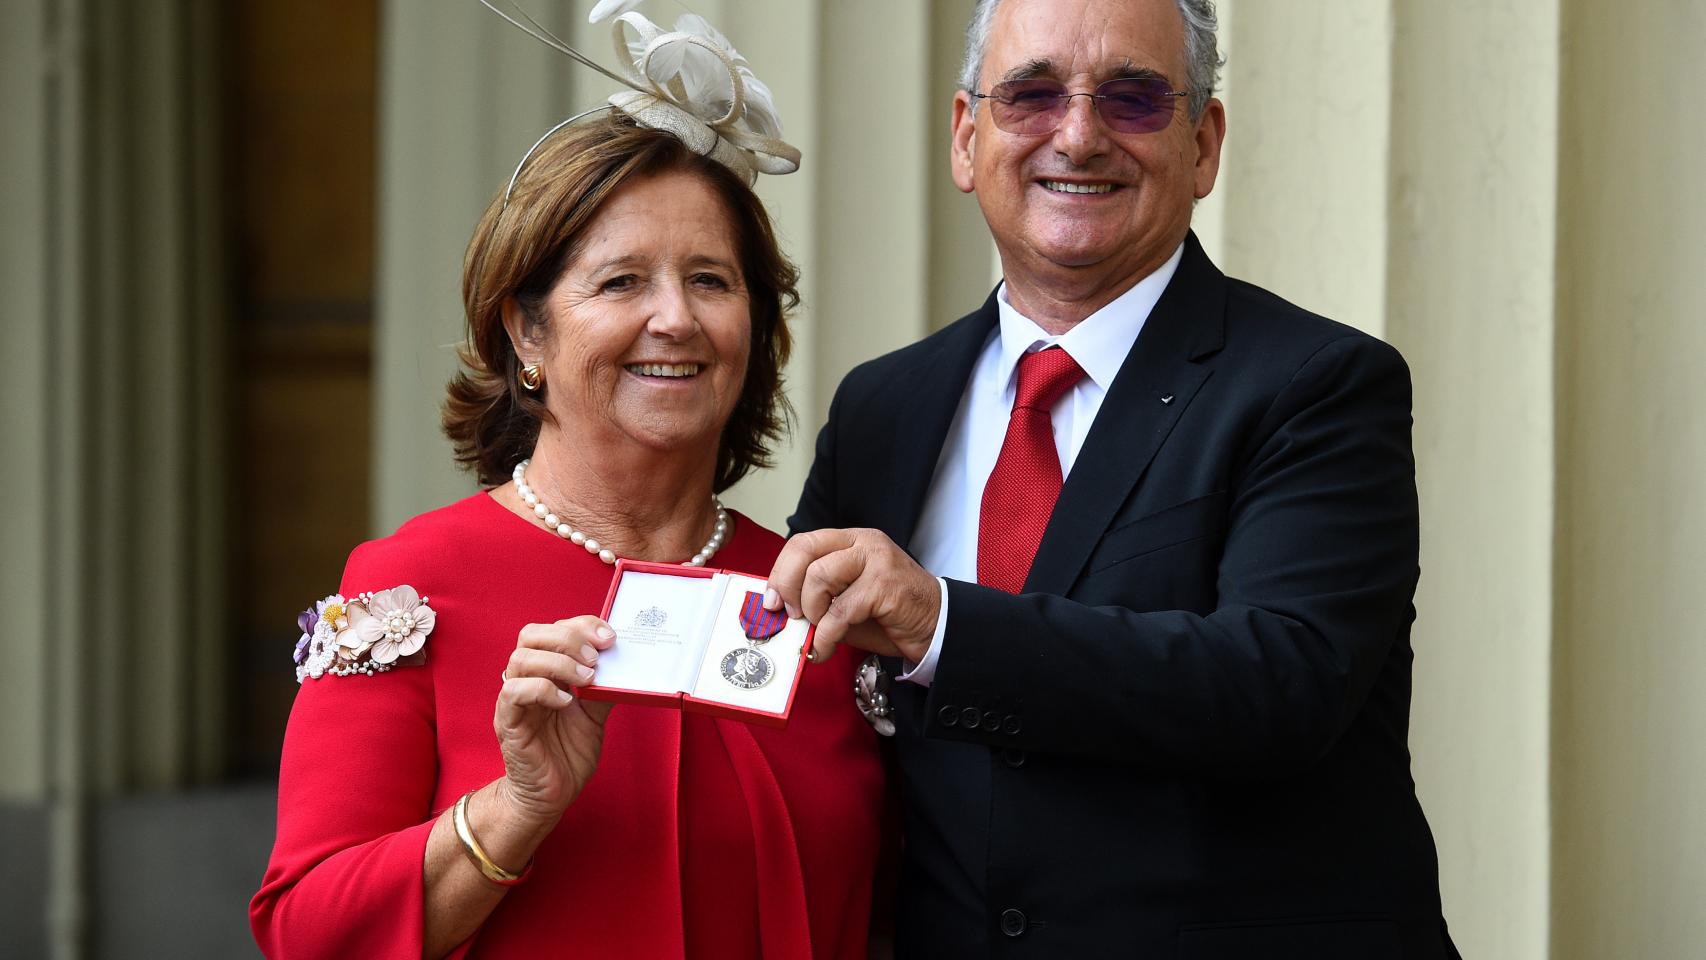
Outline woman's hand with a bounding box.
[492,616,618,828]
[419,617,617,957]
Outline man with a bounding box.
[765,0,1459,956]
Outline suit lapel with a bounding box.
[881,292,1000,551]
[1024,234,1228,597]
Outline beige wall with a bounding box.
[1387,3,1563,956]
[1553,0,1706,955]
[371,0,571,531]
[1213,0,1394,335]
[1216,6,1561,952]
[1214,2,1705,958]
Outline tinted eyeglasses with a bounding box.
[970,76,1190,136]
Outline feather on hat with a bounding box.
[481,1,800,191]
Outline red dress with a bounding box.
[250,493,885,958]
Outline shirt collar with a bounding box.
[992,242,1185,400]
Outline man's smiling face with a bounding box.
[952,0,1222,286]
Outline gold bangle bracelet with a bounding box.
[452,790,533,887]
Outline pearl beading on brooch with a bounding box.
[327,659,394,678]
[513,459,729,567]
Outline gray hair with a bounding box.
[958,0,1224,119]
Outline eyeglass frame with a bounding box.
[967,75,1194,136]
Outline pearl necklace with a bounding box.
[512,459,729,567]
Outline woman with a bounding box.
[249,18,884,955]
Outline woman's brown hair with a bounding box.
[444,113,798,492]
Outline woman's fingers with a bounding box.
[498,675,576,710]
[505,646,596,689]
[502,618,620,731]
[516,616,616,664]
[493,621,621,820]
[569,615,619,652]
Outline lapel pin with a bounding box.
[1160,394,1175,405]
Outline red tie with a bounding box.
[978,346,1086,594]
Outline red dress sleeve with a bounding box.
[249,539,446,960]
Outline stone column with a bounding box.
[1,2,229,955]
[1552,1,1706,955]
[1212,2,1560,955]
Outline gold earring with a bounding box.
[519,364,543,391]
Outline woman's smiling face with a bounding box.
[514,169,753,459]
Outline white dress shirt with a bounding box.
[901,243,1185,686]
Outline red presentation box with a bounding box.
[582,559,813,728]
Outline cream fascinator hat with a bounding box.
[479,0,801,201]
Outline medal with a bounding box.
[720,647,774,689]
[737,590,786,645]
[722,591,785,689]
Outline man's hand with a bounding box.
[763,528,940,664]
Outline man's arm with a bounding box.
[773,335,1418,779]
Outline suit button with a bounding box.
[1000,908,1027,937]
[960,707,982,729]
[1002,748,1027,768]
[938,706,959,727]
[982,710,1000,730]
[1001,715,1022,736]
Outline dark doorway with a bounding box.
[226,0,379,778]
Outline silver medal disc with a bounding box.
[720,647,774,689]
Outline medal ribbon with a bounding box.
[738,590,787,641]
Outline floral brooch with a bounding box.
[854,654,895,737]
[293,585,436,682]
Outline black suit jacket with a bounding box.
[789,235,1460,959]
